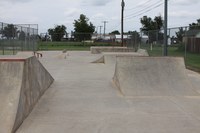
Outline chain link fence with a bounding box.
[135,26,200,56]
[0,22,38,55]
[126,26,200,71]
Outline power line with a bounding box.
[125,0,156,11]
[125,0,163,18]
[124,2,164,20]
[108,22,121,32]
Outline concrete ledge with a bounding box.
[90,46,135,54]
[92,52,147,64]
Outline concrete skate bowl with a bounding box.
[90,46,135,54]
[92,52,148,64]
[0,56,54,133]
[113,56,199,97]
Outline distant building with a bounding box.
[185,30,200,38]
[183,29,200,53]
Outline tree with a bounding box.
[2,24,18,39]
[73,14,95,41]
[127,31,140,49]
[109,30,120,35]
[175,27,186,43]
[48,25,67,41]
[140,15,164,43]
[189,19,200,30]
[19,31,26,40]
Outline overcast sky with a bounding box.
[0,0,199,34]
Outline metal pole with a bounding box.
[1,23,4,55]
[121,0,125,47]
[102,21,108,39]
[99,26,103,39]
[184,27,187,59]
[163,0,168,56]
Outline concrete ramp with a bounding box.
[92,52,147,64]
[0,56,54,133]
[113,56,199,97]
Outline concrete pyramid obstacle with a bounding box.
[0,56,54,133]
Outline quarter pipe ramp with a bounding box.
[113,56,199,97]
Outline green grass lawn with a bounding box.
[39,45,91,51]
[38,41,116,51]
[0,50,17,55]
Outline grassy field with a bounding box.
[0,50,17,55]
[38,41,116,51]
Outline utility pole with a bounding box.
[121,0,125,47]
[96,26,98,33]
[164,0,168,56]
[102,21,108,39]
[99,26,103,39]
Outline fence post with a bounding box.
[184,27,187,59]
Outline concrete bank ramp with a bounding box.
[113,56,199,97]
[90,47,135,54]
[92,51,148,64]
[0,56,54,133]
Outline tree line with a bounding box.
[1,14,200,43]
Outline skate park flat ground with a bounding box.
[16,51,200,133]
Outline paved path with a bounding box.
[17,51,200,133]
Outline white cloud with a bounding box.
[171,0,199,5]
[0,0,199,33]
[169,11,199,18]
[81,0,113,6]
[64,8,81,17]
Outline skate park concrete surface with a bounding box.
[0,56,54,133]
[2,51,200,133]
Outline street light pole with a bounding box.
[102,21,108,39]
[164,0,168,56]
[121,0,125,47]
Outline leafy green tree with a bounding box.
[109,30,120,35]
[127,31,140,40]
[73,14,95,41]
[175,27,186,43]
[19,31,26,40]
[189,19,200,30]
[140,15,164,43]
[48,25,67,41]
[2,24,18,39]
